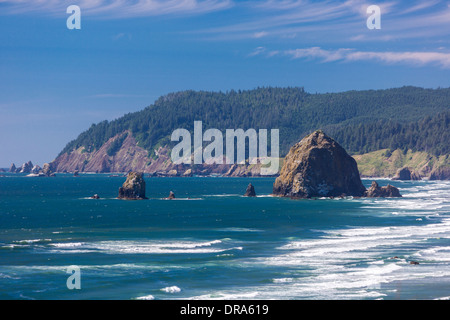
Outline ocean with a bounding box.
[0,174,449,300]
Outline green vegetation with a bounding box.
[59,86,450,158]
[106,132,128,157]
[353,149,450,177]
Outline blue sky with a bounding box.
[1,0,449,167]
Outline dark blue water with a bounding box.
[1,174,449,300]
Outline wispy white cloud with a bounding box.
[269,47,450,68]
[194,0,449,43]
[253,31,268,38]
[0,0,233,18]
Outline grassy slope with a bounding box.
[353,149,450,178]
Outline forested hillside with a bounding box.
[59,86,450,158]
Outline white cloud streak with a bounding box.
[275,47,450,68]
[0,0,233,18]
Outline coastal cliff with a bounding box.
[51,130,277,176]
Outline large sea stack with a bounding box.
[118,172,147,200]
[273,130,366,198]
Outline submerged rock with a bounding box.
[118,172,147,200]
[392,167,421,181]
[364,181,402,198]
[244,183,256,197]
[273,130,366,198]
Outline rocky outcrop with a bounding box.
[353,149,449,180]
[244,183,256,197]
[9,163,16,173]
[364,181,402,198]
[31,165,41,174]
[166,191,175,199]
[392,167,421,181]
[429,167,450,180]
[42,163,56,177]
[273,131,366,198]
[19,161,33,173]
[118,172,147,200]
[167,169,178,176]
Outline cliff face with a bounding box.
[51,131,278,176]
[273,130,366,198]
[52,132,154,173]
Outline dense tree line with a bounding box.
[326,111,450,156]
[60,86,450,157]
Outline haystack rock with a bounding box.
[392,167,421,181]
[118,172,147,200]
[364,181,402,198]
[244,183,256,197]
[273,130,366,198]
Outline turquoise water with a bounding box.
[0,174,449,300]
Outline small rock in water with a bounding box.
[244,183,256,197]
[167,191,175,199]
[90,194,100,199]
[365,181,402,198]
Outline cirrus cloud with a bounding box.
[257,47,450,69]
[0,0,233,18]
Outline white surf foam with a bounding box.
[48,239,239,254]
[161,286,181,293]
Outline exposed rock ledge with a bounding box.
[365,181,402,198]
